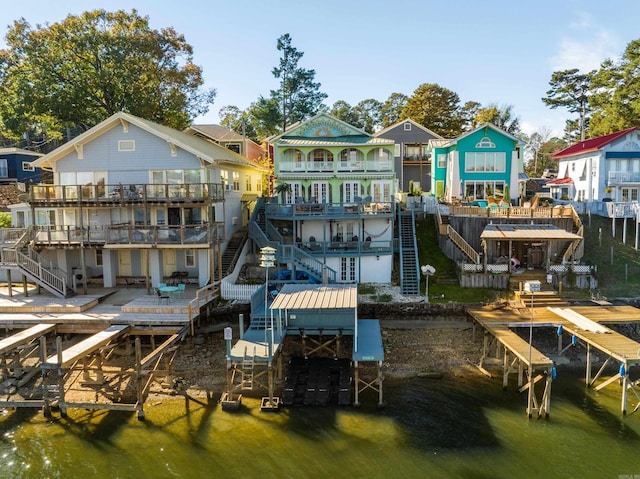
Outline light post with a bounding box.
[421,264,435,303]
[260,246,277,345]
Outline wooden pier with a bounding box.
[468,298,640,416]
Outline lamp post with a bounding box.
[421,264,435,303]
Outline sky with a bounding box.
[2,0,640,137]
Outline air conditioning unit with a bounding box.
[232,216,239,225]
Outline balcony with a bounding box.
[28,183,224,206]
[294,237,393,256]
[30,224,225,247]
[265,200,394,220]
[607,171,640,186]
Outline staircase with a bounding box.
[398,208,420,295]
[0,231,71,298]
[214,228,247,281]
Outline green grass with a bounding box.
[415,215,498,304]
[581,213,640,298]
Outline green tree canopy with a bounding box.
[379,92,408,128]
[271,33,327,131]
[353,98,382,133]
[589,39,640,136]
[474,103,521,135]
[401,83,463,138]
[329,100,360,126]
[0,9,215,140]
[542,68,593,140]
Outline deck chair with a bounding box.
[176,283,186,298]
[156,288,170,304]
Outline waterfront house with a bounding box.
[249,113,419,291]
[373,119,443,194]
[429,123,525,204]
[551,127,640,204]
[0,147,48,186]
[2,112,266,297]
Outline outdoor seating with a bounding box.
[176,283,186,298]
[157,282,166,289]
[156,288,170,304]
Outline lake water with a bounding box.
[1,370,639,479]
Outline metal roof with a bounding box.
[277,136,393,147]
[270,284,357,310]
[480,224,582,241]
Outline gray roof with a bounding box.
[480,224,581,241]
[270,284,357,310]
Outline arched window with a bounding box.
[282,149,305,171]
[308,149,334,171]
[339,148,364,170]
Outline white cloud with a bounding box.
[550,29,620,72]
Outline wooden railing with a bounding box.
[187,283,221,336]
[446,225,480,264]
[562,225,584,263]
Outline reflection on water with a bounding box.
[1,371,640,479]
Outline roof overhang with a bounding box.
[480,224,581,241]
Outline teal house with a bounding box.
[429,123,525,204]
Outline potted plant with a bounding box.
[274,182,292,204]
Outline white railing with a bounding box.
[608,171,640,184]
[549,264,593,274]
[221,280,259,301]
[460,263,509,273]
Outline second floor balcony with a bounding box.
[29,223,225,247]
[608,171,640,185]
[265,200,394,220]
[28,182,224,207]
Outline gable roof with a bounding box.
[0,148,44,158]
[374,118,443,139]
[453,123,525,145]
[31,112,267,171]
[269,113,372,143]
[552,127,640,160]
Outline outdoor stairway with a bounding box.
[0,232,72,298]
[214,228,247,281]
[398,208,420,295]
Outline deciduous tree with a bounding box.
[0,9,215,140]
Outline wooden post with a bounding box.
[135,337,145,420]
[57,336,66,417]
[503,351,509,389]
[621,363,628,415]
[377,361,384,407]
[40,336,51,418]
[585,343,591,386]
[353,361,360,407]
[527,368,534,418]
[7,270,12,298]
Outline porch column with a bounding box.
[102,249,118,288]
[198,249,209,287]
[149,249,162,287]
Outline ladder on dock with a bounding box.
[241,346,256,389]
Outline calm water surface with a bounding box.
[1,371,639,479]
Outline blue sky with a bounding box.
[2,0,640,137]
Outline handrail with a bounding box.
[562,224,584,263]
[187,283,220,336]
[446,225,480,264]
[279,244,337,283]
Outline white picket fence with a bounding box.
[220,241,260,301]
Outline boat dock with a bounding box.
[0,285,214,419]
[468,297,640,416]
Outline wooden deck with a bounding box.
[0,323,55,355]
[44,324,129,367]
[468,300,640,415]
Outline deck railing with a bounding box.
[105,224,224,246]
[265,200,393,219]
[29,182,224,205]
[446,225,480,264]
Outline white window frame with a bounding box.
[465,152,506,172]
[310,181,329,203]
[371,180,392,202]
[343,181,360,203]
[0,159,7,178]
[118,140,135,151]
[185,249,195,268]
[437,154,447,169]
[340,257,356,283]
[232,172,240,191]
[22,161,35,172]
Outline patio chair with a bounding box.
[157,282,166,289]
[176,283,186,298]
[168,271,181,285]
[156,288,170,304]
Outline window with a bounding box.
[465,152,506,172]
[118,140,135,151]
[185,249,195,267]
[343,181,360,203]
[404,122,411,131]
[226,143,241,154]
[256,177,262,193]
[0,159,7,178]
[22,162,35,172]
[465,181,505,199]
[371,180,392,202]
[220,170,229,190]
[232,172,240,191]
[475,137,496,148]
[437,154,447,168]
[95,249,103,267]
[310,182,328,203]
[245,174,252,192]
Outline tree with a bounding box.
[246,96,282,140]
[525,127,552,177]
[353,99,382,133]
[542,68,593,140]
[589,39,640,136]
[379,92,408,127]
[329,100,360,126]
[460,101,481,131]
[274,182,291,203]
[474,103,521,135]
[218,105,258,142]
[401,83,463,137]
[0,9,215,140]
[0,212,11,228]
[271,33,327,131]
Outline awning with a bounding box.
[270,284,357,310]
[480,224,582,241]
[240,193,258,202]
